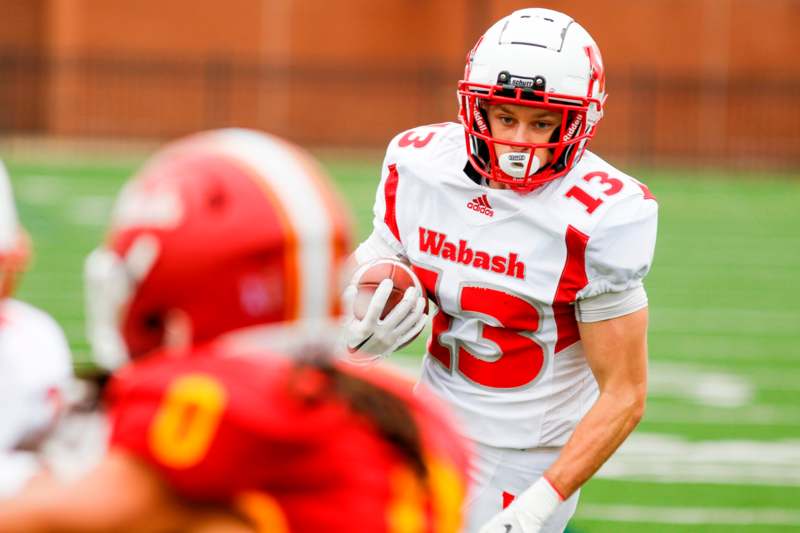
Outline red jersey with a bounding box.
[107,345,470,532]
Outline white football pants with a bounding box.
[463,443,580,533]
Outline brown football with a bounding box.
[353,259,428,320]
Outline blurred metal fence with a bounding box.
[1,51,798,172]
[624,74,800,171]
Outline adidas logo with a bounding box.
[467,194,494,217]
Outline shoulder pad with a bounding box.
[385,122,463,165]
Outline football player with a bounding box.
[0,161,73,498]
[0,129,470,532]
[344,8,658,533]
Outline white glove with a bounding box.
[343,277,427,364]
[478,478,564,533]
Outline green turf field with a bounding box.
[5,151,800,531]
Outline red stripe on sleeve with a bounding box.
[383,164,402,243]
[638,183,657,201]
[553,225,589,353]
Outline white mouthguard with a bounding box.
[498,152,541,179]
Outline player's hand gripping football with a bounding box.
[478,478,563,533]
[342,260,428,363]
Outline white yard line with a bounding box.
[643,404,800,426]
[15,175,66,205]
[576,504,800,525]
[648,362,755,407]
[600,433,800,486]
[66,196,113,226]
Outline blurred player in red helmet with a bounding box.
[344,8,658,533]
[0,129,470,532]
[0,161,73,498]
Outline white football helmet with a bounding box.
[0,161,29,299]
[458,8,607,191]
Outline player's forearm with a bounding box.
[544,384,645,498]
[0,491,128,533]
[543,308,650,499]
[0,453,190,533]
[0,492,109,533]
[0,494,187,533]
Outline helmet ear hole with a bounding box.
[142,311,163,332]
[205,181,228,211]
[207,190,226,210]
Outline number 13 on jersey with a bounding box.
[412,265,547,389]
[411,225,587,390]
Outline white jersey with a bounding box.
[0,299,72,496]
[368,122,658,449]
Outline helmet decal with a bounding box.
[585,44,606,97]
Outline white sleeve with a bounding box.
[0,451,39,497]
[368,136,408,257]
[575,285,648,322]
[353,229,408,265]
[0,301,73,451]
[578,193,658,300]
[0,160,21,249]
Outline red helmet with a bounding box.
[0,162,30,299]
[85,129,352,371]
[458,8,607,191]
